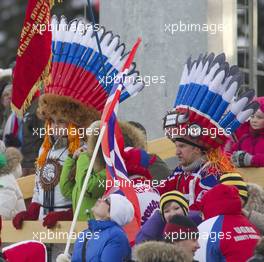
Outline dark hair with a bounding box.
[168,215,197,228]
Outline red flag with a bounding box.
[11,0,54,116]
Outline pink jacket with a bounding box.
[228,122,264,167]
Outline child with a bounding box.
[0,141,26,220]
[195,184,260,262]
[60,121,106,221]
[71,194,134,262]
[229,97,264,167]
[136,190,189,244]
[220,172,264,234]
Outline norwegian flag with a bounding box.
[100,78,141,243]
[100,38,142,244]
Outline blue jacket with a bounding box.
[72,219,131,262]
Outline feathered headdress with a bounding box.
[36,16,144,167]
[37,16,144,128]
[163,53,259,150]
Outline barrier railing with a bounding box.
[2,220,135,244]
[2,137,263,244]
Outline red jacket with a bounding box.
[227,122,264,167]
[195,184,260,262]
[155,162,221,210]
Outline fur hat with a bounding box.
[244,183,264,214]
[0,147,22,176]
[134,241,190,262]
[119,121,147,150]
[37,94,100,128]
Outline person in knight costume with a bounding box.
[156,53,259,210]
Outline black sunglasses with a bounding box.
[104,198,111,206]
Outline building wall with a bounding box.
[101,0,237,139]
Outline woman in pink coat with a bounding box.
[227,97,264,167]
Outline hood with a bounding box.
[200,184,242,220]
[0,147,22,176]
[119,121,147,150]
[256,96,264,113]
[249,122,264,135]
[134,241,190,262]
[234,121,264,139]
[244,183,264,214]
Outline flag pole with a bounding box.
[57,125,106,261]
[56,32,142,262]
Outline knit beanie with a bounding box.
[220,173,248,203]
[123,147,156,180]
[109,194,134,226]
[160,191,189,219]
[163,215,199,243]
[256,96,264,113]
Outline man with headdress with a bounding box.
[12,16,144,229]
[156,53,259,210]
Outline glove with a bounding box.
[42,209,73,228]
[72,145,87,160]
[5,134,22,148]
[231,151,253,167]
[12,202,41,229]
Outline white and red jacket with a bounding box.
[195,184,260,262]
[130,176,160,225]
